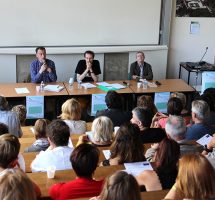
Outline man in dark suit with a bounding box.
[129,51,153,80]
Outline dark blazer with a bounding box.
[129,61,153,80]
[140,128,166,143]
[96,109,132,127]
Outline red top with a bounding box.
[49,177,104,200]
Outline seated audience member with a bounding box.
[0,122,8,135]
[11,105,27,126]
[131,107,166,143]
[0,134,41,198]
[186,100,214,140]
[165,154,215,200]
[59,98,86,134]
[137,95,158,116]
[0,96,22,138]
[197,93,215,126]
[96,91,132,127]
[129,51,153,80]
[137,138,180,191]
[0,169,37,200]
[91,171,141,200]
[165,115,203,155]
[30,46,57,83]
[202,133,215,168]
[49,143,103,200]
[100,123,145,166]
[75,50,101,82]
[78,116,113,147]
[153,97,183,129]
[31,120,73,172]
[24,119,50,152]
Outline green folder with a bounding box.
[97,85,118,92]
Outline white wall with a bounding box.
[168,0,215,86]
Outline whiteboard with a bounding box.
[0,0,161,47]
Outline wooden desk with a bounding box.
[129,79,195,93]
[27,165,124,198]
[0,82,67,97]
[21,126,34,138]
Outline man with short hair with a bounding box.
[186,100,214,140]
[130,107,166,143]
[75,50,101,82]
[30,46,57,83]
[31,119,73,172]
[129,51,153,80]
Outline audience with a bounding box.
[0,122,8,135]
[165,154,215,200]
[24,119,50,152]
[186,100,214,140]
[131,107,166,143]
[100,123,145,166]
[11,104,27,126]
[59,98,86,134]
[96,91,131,127]
[165,115,203,156]
[78,116,113,147]
[49,143,103,199]
[0,134,41,198]
[137,95,157,116]
[0,169,37,200]
[0,96,22,137]
[31,119,73,172]
[137,138,180,191]
[91,171,141,200]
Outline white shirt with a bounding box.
[64,120,86,135]
[31,146,73,172]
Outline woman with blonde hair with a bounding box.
[0,169,37,200]
[165,154,215,200]
[59,98,86,134]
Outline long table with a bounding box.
[0,79,195,121]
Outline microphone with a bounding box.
[199,47,208,66]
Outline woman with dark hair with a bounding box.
[136,138,180,191]
[100,123,145,166]
[91,171,141,200]
[165,154,215,200]
[96,91,131,127]
[49,143,104,200]
[0,96,22,137]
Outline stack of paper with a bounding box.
[15,88,30,94]
[196,134,212,146]
[81,83,96,89]
[43,85,64,92]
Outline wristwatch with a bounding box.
[204,145,213,153]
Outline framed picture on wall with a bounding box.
[176,0,215,17]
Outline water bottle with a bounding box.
[40,81,45,92]
[143,79,148,89]
[78,80,82,89]
[69,77,74,90]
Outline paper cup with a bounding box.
[137,82,142,88]
[47,166,56,179]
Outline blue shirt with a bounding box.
[185,123,213,140]
[30,59,57,83]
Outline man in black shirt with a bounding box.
[75,50,101,82]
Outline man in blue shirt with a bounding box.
[30,47,57,83]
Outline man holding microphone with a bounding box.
[30,47,57,83]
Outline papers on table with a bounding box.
[85,131,94,142]
[15,87,30,94]
[26,96,44,119]
[148,82,158,88]
[81,83,96,89]
[43,85,64,92]
[124,161,153,176]
[96,82,126,91]
[91,94,107,116]
[103,150,111,160]
[196,134,212,146]
[97,82,111,87]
